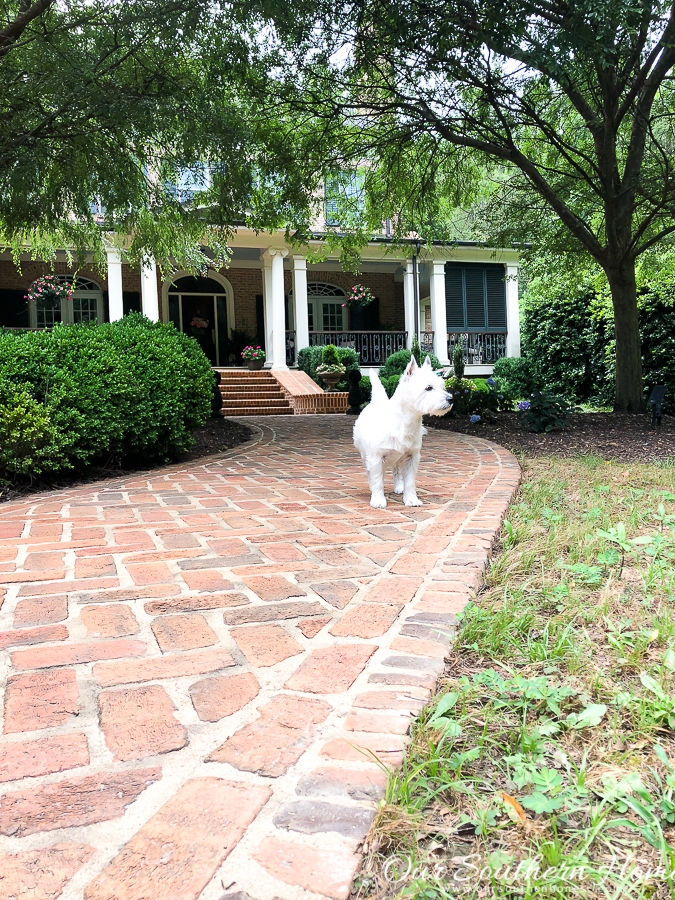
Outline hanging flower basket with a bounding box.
[342,283,375,309]
[25,275,73,310]
[190,316,209,337]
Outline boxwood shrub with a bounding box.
[297,345,359,390]
[0,313,213,477]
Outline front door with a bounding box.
[168,288,228,365]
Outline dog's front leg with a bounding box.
[393,464,404,494]
[366,457,387,508]
[401,453,422,506]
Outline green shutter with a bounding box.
[445,264,465,329]
[465,266,486,329]
[486,264,507,330]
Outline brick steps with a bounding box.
[214,368,293,417]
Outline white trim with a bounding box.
[505,264,521,357]
[106,249,124,321]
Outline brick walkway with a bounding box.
[0,416,520,900]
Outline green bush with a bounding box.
[452,342,465,380]
[321,344,340,367]
[379,348,441,381]
[0,314,212,477]
[297,345,359,390]
[359,375,372,402]
[492,357,539,400]
[445,377,479,414]
[519,391,577,433]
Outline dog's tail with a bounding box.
[370,374,388,404]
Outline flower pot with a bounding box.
[247,359,264,370]
[320,372,342,392]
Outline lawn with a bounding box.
[356,454,675,899]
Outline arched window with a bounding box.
[307,282,346,332]
[29,276,103,328]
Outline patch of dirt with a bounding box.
[426,411,675,462]
[0,416,254,503]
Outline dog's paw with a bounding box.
[370,495,387,509]
[393,484,404,494]
[403,495,423,507]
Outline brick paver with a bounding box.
[0,415,519,899]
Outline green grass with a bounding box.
[355,457,675,900]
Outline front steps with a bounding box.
[215,369,293,416]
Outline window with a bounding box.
[445,263,507,331]
[324,172,365,227]
[322,302,344,331]
[29,276,103,328]
[303,283,347,332]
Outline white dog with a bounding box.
[353,356,453,508]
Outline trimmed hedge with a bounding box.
[0,313,213,476]
[297,345,360,390]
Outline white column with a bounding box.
[403,259,416,349]
[505,264,521,357]
[261,254,274,367]
[430,260,450,365]
[140,257,159,321]
[263,248,289,372]
[292,255,309,361]
[106,249,124,322]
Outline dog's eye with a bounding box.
[425,385,433,391]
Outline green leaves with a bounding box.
[565,703,607,729]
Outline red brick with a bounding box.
[99,685,187,760]
[295,765,387,801]
[151,614,218,652]
[180,570,235,592]
[309,580,359,609]
[285,644,376,693]
[0,623,68,650]
[94,647,235,687]
[11,638,146,670]
[190,672,260,722]
[81,604,139,638]
[223,600,325,624]
[298,616,332,638]
[329,603,402,639]
[3,669,80,732]
[126,562,174,585]
[243,575,307,601]
[365,576,422,604]
[13,595,68,628]
[252,836,360,900]
[344,710,411,734]
[353,689,429,712]
[0,733,89,783]
[0,768,161,837]
[320,735,406,767]
[311,547,361,566]
[231,624,303,667]
[71,584,181,604]
[144,592,249,614]
[84,778,271,900]
[390,635,448,658]
[0,843,95,900]
[259,542,306,562]
[17,577,119,597]
[207,695,332,776]
[75,555,117,579]
[24,551,65,571]
[390,553,437,576]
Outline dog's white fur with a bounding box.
[353,356,453,508]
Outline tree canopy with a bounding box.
[257,0,675,412]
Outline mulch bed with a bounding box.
[0,416,254,503]
[426,411,675,463]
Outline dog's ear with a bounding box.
[403,356,418,379]
[423,356,432,369]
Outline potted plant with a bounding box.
[316,344,346,391]
[342,283,375,309]
[190,315,209,338]
[241,345,266,370]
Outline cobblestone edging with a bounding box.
[0,417,520,900]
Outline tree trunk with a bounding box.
[606,259,643,413]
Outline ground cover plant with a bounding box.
[355,456,675,899]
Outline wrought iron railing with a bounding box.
[448,332,507,365]
[309,331,407,365]
[421,331,434,354]
[285,330,296,366]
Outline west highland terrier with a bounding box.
[353,356,453,508]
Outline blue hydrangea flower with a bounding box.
[464,389,469,394]
[518,401,530,411]
[498,394,504,400]
[470,414,481,423]
[486,377,496,387]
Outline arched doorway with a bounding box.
[307,282,347,332]
[166,275,231,366]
